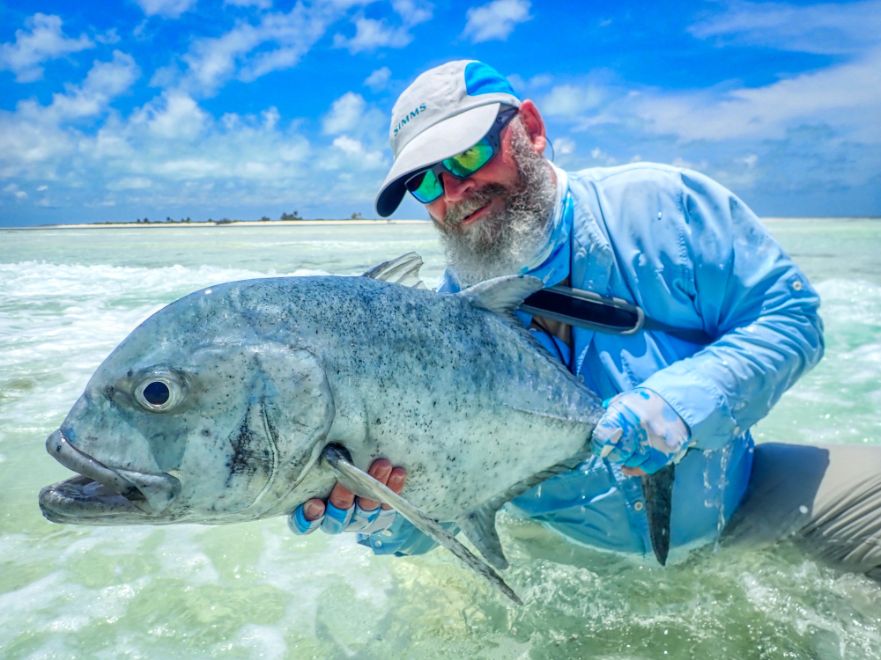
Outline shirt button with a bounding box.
[634,501,645,512]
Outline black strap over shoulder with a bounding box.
[521,285,713,345]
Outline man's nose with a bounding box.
[440,172,475,203]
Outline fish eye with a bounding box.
[134,374,183,413]
[143,381,169,405]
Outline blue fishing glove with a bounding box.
[289,502,397,536]
[592,387,692,474]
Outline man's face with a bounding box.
[426,117,556,285]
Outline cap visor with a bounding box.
[375,103,501,217]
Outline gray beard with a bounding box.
[436,124,557,287]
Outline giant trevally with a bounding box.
[38,255,671,603]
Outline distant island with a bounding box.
[100,210,379,225]
[8,213,428,230]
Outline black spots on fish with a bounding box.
[103,385,115,401]
[200,428,211,438]
[226,419,257,482]
[375,417,381,425]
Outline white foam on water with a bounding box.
[0,571,146,649]
[58,527,158,561]
[225,624,288,660]
[256,527,393,606]
[155,528,220,586]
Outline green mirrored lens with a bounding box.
[443,141,494,177]
[409,168,443,203]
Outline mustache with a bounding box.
[442,184,508,229]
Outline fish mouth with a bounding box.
[39,430,181,524]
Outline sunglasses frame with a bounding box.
[405,106,519,204]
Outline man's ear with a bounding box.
[517,100,548,155]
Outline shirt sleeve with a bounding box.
[356,517,456,556]
[640,169,824,450]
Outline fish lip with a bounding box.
[40,429,181,522]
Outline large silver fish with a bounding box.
[39,256,659,602]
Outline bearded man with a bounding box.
[291,60,881,581]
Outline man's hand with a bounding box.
[289,459,406,535]
[592,387,691,475]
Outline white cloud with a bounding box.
[541,83,605,118]
[132,92,209,140]
[322,92,366,135]
[46,51,139,123]
[690,0,881,55]
[0,79,323,214]
[392,0,432,24]
[364,66,391,91]
[585,147,617,166]
[179,3,350,95]
[0,49,139,174]
[629,48,881,143]
[553,136,575,155]
[2,183,28,200]
[463,0,531,43]
[334,0,431,53]
[107,177,153,191]
[225,0,273,7]
[333,17,412,52]
[134,0,197,18]
[330,135,385,169]
[0,13,93,82]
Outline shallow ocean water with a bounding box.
[1,219,879,659]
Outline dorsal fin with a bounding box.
[459,275,544,315]
[362,252,427,289]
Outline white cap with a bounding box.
[375,60,521,217]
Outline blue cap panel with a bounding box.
[464,61,519,98]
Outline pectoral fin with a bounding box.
[321,445,522,605]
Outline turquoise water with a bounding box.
[1,219,879,658]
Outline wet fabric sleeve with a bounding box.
[639,170,824,450]
[356,516,454,556]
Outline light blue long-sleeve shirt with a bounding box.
[359,163,824,561]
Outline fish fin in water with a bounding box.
[321,445,523,605]
[458,506,508,570]
[460,275,544,317]
[481,447,595,513]
[455,447,594,571]
[641,463,675,566]
[362,252,427,289]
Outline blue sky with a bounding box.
[1,0,879,226]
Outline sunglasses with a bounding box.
[404,107,519,205]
